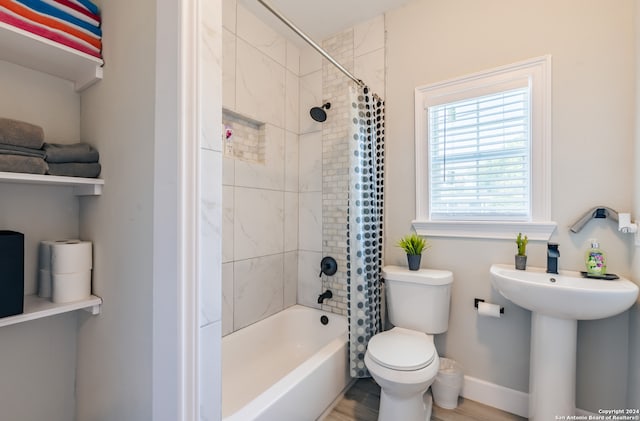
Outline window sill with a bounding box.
[412,220,557,241]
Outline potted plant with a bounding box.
[397,233,430,271]
[515,232,528,270]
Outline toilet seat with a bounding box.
[367,328,435,371]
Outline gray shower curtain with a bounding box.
[346,84,385,378]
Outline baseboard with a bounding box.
[461,375,529,418]
[461,375,596,418]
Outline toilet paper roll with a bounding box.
[477,301,501,318]
[38,240,59,270]
[52,271,91,303]
[38,269,52,298]
[50,240,92,274]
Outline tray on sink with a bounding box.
[580,271,619,280]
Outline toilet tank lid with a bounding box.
[382,265,453,286]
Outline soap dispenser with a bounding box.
[585,240,606,276]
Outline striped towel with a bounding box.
[0,0,101,53]
[46,0,100,27]
[0,8,101,57]
[14,0,101,36]
[66,0,97,16]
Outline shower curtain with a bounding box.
[347,84,385,378]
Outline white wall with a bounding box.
[629,0,640,408]
[385,0,635,412]
[76,0,156,418]
[0,61,82,421]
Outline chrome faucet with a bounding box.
[547,243,560,274]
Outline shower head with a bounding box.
[310,102,331,122]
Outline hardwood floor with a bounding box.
[322,379,526,421]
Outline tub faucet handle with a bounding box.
[319,256,338,277]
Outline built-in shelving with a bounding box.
[0,171,103,196]
[0,294,102,328]
[0,22,103,92]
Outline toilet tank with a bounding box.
[382,265,453,334]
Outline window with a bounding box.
[413,56,556,240]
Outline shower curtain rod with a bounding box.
[256,0,365,87]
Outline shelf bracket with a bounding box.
[74,183,103,196]
[82,300,102,316]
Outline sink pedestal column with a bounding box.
[529,313,577,421]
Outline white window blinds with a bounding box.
[428,87,531,220]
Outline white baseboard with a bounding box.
[461,375,529,418]
[461,375,595,418]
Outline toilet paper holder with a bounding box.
[474,298,504,314]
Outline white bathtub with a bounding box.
[222,305,350,421]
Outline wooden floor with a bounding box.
[322,379,526,421]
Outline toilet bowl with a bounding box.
[364,327,440,420]
[364,265,453,421]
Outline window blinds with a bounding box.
[428,87,531,220]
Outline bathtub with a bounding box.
[222,305,350,421]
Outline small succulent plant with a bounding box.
[397,233,430,255]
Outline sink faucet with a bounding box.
[547,243,560,274]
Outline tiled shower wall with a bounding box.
[298,16,386,316]
[221,1,386,333]
[221,1,300,335]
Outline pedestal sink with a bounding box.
[489,264,639,421]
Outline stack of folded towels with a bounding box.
[44,141,101,177]
[0,116,101,178]
[0,117,48,174]
[0,0,102,60]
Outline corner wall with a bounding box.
[0,57,83,421]
[76,0,156,418]
[629,0,640,408]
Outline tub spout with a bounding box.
[317,289,333,304]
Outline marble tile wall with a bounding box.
[222,0,300,335]
[298,16,386,316]
[297,43,324,310]
[220,4,386,332]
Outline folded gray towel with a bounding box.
[43,142,99,163]
[0,143,46,159]
[0,118,45,149]
[47,162,101,178]
[0,155,47,175]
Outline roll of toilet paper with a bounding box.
[50,240,92,274]
[38,269,52,298]
[477,301,501,318]
[38,240,64,270]
[52,271,91,303]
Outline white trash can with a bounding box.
[432,358,463,409]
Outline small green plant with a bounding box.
[516,232,528,256]
[397,233,430,255]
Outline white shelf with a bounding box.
[0,294,102,328]
[0,171,103,195]
[0,22,103,92]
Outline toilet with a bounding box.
[364,265,453,421]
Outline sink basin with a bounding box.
[489,264,639,420]
[490,264,638,320]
